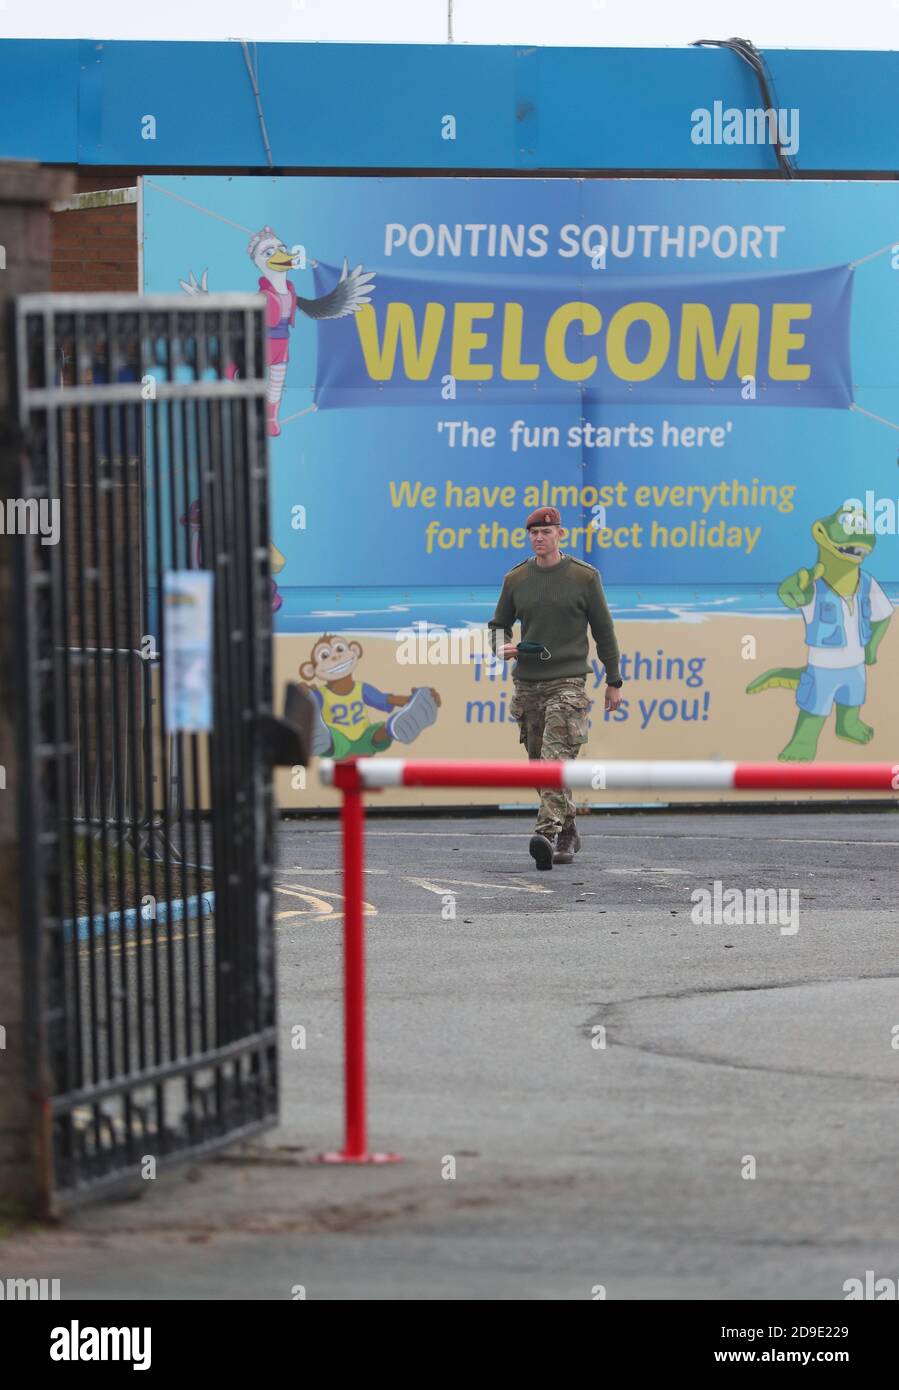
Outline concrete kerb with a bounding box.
[63,892,216,943]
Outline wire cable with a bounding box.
[691,37,796,178]
[240,40,275,170]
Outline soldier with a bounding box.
[488,507,623,869]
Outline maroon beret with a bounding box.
[525,506,562,529]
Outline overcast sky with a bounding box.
[0,0,897,48]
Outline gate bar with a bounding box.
[317,756,897,1162]
[320,758,899,792]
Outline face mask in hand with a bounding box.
[516,640,552,661]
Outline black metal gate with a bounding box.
[12,293,279,1211]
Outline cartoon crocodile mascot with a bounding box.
[746,508,893,761]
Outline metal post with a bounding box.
[342,771,366,1157]
[321,759,400,1164]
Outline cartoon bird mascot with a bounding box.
[181,228,375,436]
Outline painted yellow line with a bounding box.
[273,885,336,916]
[274,882,377,919]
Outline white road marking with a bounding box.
[404,877,462,898]
[278,867,389,875]
[601,867,692,876]
[403,875,551,896]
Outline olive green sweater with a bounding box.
[488,554,621,683]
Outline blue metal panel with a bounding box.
[0,38,898,172]
[0,40,79,163]
[757,49,899,171]
[77,40,106,164]
[94,41,520,168]
[534,47,770,170]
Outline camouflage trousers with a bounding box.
[508,676,590,836]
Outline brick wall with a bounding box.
[48,167,263,294]
[51,177,139,293]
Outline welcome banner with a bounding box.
[314,264,854,410]
[143,176,899,805]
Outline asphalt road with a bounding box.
[3,805,898,1300]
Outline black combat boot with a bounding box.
[552,822,582,865]
[529,831,555,870]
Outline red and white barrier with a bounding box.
[320,758,899,792]
[317,756,898,1164]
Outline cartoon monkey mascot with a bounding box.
[298,634,441,759]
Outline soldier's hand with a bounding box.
[498,644,519,660]
[605,685,623,712]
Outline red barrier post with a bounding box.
[321,759,401,1164]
